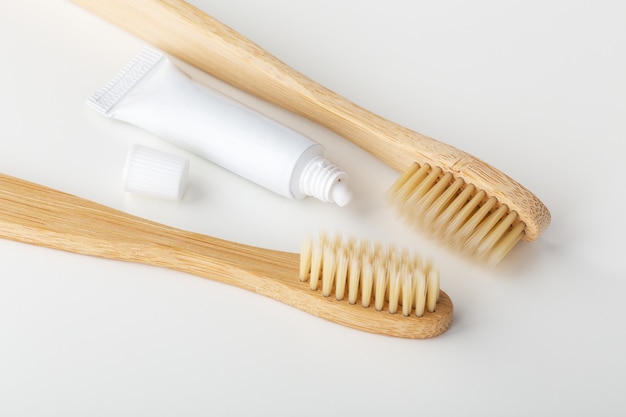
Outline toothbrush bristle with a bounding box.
[299,233,440,317]
[387,162,525,265]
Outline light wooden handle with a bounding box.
[0,174,452,338]
[0,174,292,288]
[70,0,549,241]
[71,0,449,168]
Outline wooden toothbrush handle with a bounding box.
[70,0,549,241]
[70,0,455,171]
[0,173,297,290]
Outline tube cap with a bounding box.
[123,144,189,200]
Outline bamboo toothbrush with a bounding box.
[70,0,551,264]
[0,174,452,339]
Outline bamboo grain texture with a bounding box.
[0,174,452,339]
[71,0,550,241]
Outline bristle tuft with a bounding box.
[388,162,525,264]
[299,233,441,316]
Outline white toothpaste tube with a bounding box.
[87,48,352,206]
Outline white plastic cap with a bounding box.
[123,144,189,200]
[299,157,353,206]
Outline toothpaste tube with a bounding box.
[87,48,352,206]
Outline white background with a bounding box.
[1,1,625,415]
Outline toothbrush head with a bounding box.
[387,162,550,265]
[299,233,453,338]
